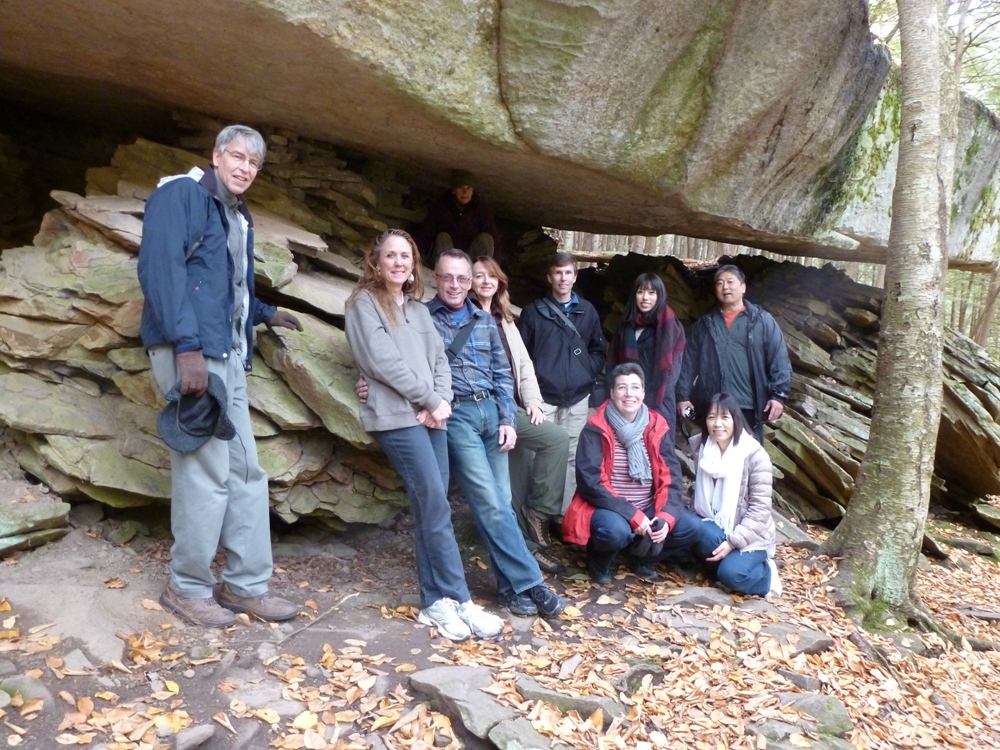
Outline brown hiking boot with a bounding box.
[523,509,553,548]
[214,583,299,622]
[532,547,565,574]
[160,583,237,628]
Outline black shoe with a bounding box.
[532,547,565,574]
[523,509,553,548]
[530,584,566,618]
[628,558,658,581]
[499,590,538,617]
[587,560,614,585]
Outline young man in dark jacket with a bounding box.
[138,125,302,628]
[677,265,791,442]
[415,170,503,265]
[518,253,606,513]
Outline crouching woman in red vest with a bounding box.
[562,363,704,583]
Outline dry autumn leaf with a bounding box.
[213,712,237,734]
[139,599,162,611]
[103,577,127,589]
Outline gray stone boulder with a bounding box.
[514,675,623,729]
[409,666,518,740]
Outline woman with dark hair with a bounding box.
[606,273,686,434]
[469,256,569,574]
[562,363,703,582]
[689,392,781,597]
[345,229,505,641]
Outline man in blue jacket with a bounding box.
[677,265,791,442]
[138,125,302,628]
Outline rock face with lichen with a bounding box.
[0,130,427,527]
[1,1,1000,267]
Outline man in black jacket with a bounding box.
[677,265,791,442]
[518,253,606,513]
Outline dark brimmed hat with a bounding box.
[157,373,236,453]
[449,169,477,190]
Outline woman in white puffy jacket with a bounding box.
[689,392,781,597]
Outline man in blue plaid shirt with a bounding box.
[426,249,565,619]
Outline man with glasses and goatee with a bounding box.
[138,125,302,628]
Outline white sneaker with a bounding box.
[458,600,505,639]
[418,598,471,641]
[767,558,783,598]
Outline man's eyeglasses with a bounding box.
[435,274,471,285]
[222,148,263,171]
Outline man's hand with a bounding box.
[176,350,209,396]
[764,399,784,421]
[634,516,652,536]
[498,425,517,453]
[707,540,734,562]
[268,310,303,331]
[356,376,369,405]
[678,400,695,419]
[526,405,546,426]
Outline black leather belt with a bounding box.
[453,390,492,403]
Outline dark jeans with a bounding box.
[372,425,470,608]
[588,507,704,563]
[696,520,771,596]
[742,408,764,443]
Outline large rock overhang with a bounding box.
[1,0,999,268]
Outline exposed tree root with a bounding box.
[899,600,1000,653]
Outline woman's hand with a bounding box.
[430,400,452,424]
[415,409,438,428]
[649,521,669,544]
[634,516,652,536]
[707,540,734,562]
[526,405,546,426]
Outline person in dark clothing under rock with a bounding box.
[414,170,503,265]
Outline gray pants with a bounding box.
[149,346,273,599]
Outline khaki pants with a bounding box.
[541,396,591,514]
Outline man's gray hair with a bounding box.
[435,247,472,270]
[215,125,267,162]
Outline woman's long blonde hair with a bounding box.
[471,256,513,322]
[347,229,425,323]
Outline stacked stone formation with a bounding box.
[0,121,445,529]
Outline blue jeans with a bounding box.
[447,397,544,596]
[696,520,771,596]
[372,425,470,608]
[590,507,704,561]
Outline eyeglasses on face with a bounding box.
[222,148,263,171]
[435,274,471,285]
[613,384,644,394]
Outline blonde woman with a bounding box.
[345,230,504,640]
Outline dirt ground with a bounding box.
[0,450,579,749]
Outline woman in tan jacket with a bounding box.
[470,256,569,574]
[689,392,781,597]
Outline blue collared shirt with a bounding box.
[427,296,517,426]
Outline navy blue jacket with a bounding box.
[677,300,791,421]
[137,168,275,370]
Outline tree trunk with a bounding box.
[819,0,951,629]
[971,261,1000,345]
